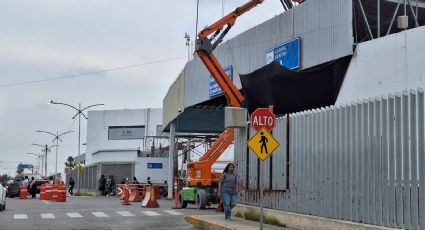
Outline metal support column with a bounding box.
[168,121,176,199]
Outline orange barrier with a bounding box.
[19,186,28,199]
[52,184,66,202]
[123,185,130,205]
[174,177,179,208]
[45,184,54,200]
[129,185,144,202]
[141,186,159,208]
[40,184,47,200]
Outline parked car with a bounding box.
[0,183,6,211]
[7,174,46,198]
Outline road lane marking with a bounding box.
[163,210,183,216]
[92,212,109,218]
[66,212,83,218]
[41,213,55,219]
[116,211,135,217]
[14,214,28,220]
[141,211,161,216]
[42,200,50,205]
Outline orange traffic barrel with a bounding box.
[141,186,159,208]
[19,185,29,199]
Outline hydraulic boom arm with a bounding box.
[187,0,265,187]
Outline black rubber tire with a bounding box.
[178,191,188,208]
[196,190,207,210]
[0,203,3,212]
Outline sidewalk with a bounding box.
[185,215,293,230]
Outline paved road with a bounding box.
[0,196,216,229]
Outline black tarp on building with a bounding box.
[240,55,352,115]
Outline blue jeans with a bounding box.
[221,190,236,219]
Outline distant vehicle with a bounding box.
[0,183,6,211]
[7,174,46,198]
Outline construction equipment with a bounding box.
[178,0,265,209]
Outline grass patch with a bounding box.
[74,192,93,196]
[239,210,286,228]
[234,211,243,218]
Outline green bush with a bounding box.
[74,192,93,196]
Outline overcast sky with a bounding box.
[0,0,285,176]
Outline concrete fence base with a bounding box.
[233,204,399,230]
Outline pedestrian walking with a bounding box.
[147,177,152,186]
[98,175,106,196]
[29,177,36,198]
[218,163,238,220]
[22,176,29,186]
[132,177,138,184]
[105,175,114,196]
[69,177,75,197]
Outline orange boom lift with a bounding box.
[178,0,265,209]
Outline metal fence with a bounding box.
[235,88,425,229]
[66,165,97,193]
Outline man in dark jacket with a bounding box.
[98,175,106,196]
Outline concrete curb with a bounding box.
[233,204,399,230]
[185,215,233,230]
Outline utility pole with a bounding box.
[36,130,73,176]
[32,144,56,177]
[49,100,104,194]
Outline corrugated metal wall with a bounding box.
[163,71,185,128]
[183,0,353,108]
[235,88,425,229]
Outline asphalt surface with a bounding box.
[0,195,217,230]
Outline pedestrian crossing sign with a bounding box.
[247,127,280,161]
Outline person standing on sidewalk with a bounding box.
[68,177,75,197]
[98,175,106,196]
[218,163,238,220]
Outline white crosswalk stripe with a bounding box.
[116,211,135,217]
[92,212,109,218]
[13,214,28,220]
[141,211,161,216]
[66,212,83,218]
[162,210,183,216]
[41,213,55,219]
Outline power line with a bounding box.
[1,56,186,88]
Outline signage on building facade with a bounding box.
[209,65,233,98]
[266,37,301,70]
[147,163,163,169]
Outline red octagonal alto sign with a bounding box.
[250,108,276,132]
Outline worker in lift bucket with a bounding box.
[218,163,238,221]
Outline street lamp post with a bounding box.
[31,144,57,177]
[26,152,43,175]
[49,100,104,194]
[36,130,73,176]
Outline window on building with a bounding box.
[108,126,145,140]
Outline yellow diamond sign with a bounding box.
[247,127,280,161]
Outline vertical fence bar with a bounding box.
[352,103,359,222]
[301,112,307,214]
[326,107,332,217]
[417,88,425,229]
[336,107,342,219]
[318,109,324,217]
[388,95,397,227]
[361,100,368,223]
[368,98,376,224]
[375,97,383,226]
[409,90,419,229]
[307,111,312,215]
[395,93,403,228]
[296,113,302,212]
[402,91,411,228]
[381,96,390,226]
[331,107,337,218]
[342,106,348,220]
[313,110,319,215]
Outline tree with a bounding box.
[65,156,76,172]
[16,167,24,175]
[0,174,9,183]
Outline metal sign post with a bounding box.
[246,108,279,230]
[260,160,264,230]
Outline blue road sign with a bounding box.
[266,37,301,70]
[147,163,163,169]
[209,65,233,97]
